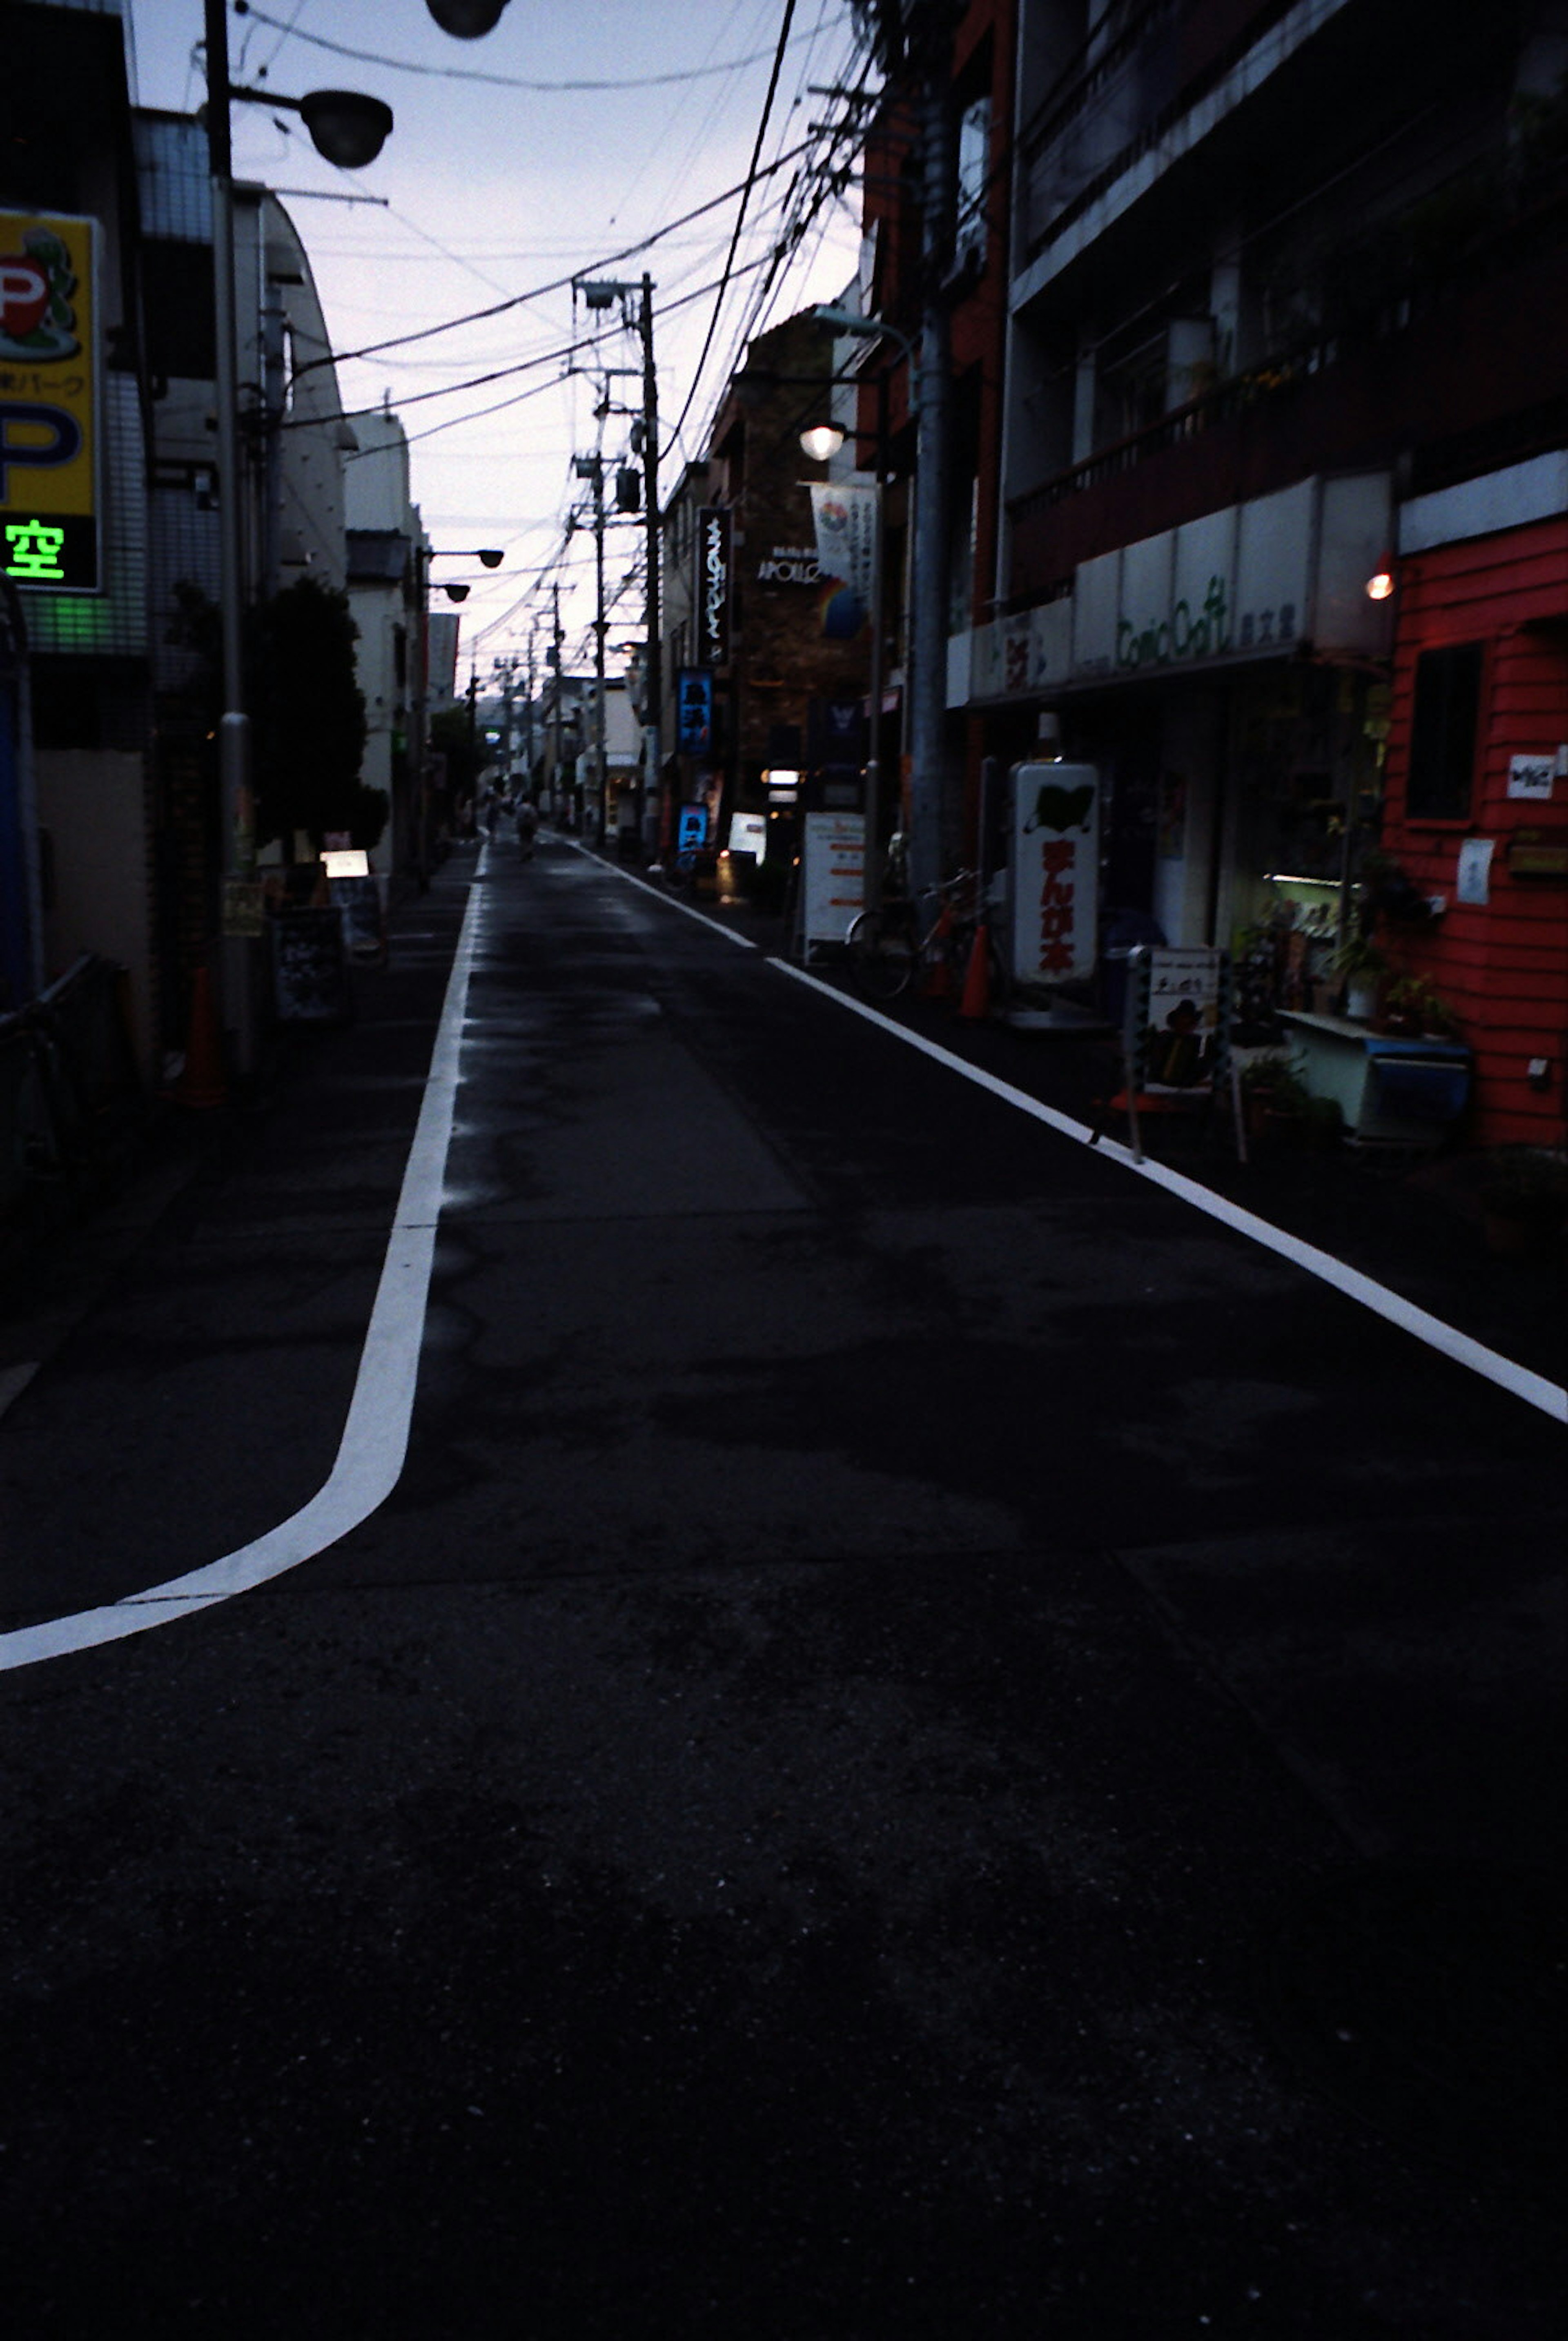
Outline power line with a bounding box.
[288,135,823,384]
[668,0,802,451]
[233,2,852,93]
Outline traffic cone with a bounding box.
[173,963,227,1109]
[959,921,992,1020]
[922,899,955,996]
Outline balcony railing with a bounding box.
[1009,336,1337,533]
[1004,194,1568,604]
[1020,0,1303,265]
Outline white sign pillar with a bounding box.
[1007,762,1100,990]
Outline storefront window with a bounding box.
[1407,642,1482,819]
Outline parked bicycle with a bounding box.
[844,868,1000,1005]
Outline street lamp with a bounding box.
[786,320,917,915]
[812,305,945,908]
[795,397,893,913]
[425,0,512,31]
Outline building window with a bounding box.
[1407,642,1483,819]
[955,96,990,271]
[142,238,217,382]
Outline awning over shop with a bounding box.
[970,473,1393,705]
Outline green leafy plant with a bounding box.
[251,577,369,855]
[1330,932,1389,980]
[1383,974,1457,1035]
[1238,1051,1311,1111]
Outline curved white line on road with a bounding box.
[0,868,486,1673]
[772,960,1568,1427]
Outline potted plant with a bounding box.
[1358,848,1440,925]
[1381,973,1458,1039]
[1238,1050,1313,1146]
[1477,1149,1568,1258]
[1330,932,1389,1020]
[1300,1093,1345,1150]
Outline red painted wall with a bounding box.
[1382,515,1568,1147]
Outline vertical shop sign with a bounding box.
[0,211,99,592]
[1008,761,1099,987]
[695,508,731,667]
[676,668,713,755]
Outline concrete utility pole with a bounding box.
[551,583,564,818]
[575,454,608,840]
[847,2,959,907]
[639,274,662,856]
[575,274,662,852]
[907,11,957,910]
[524,633,537,791]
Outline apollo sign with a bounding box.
[756,543,820,585]
[695,506,731,667]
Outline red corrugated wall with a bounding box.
[1383,515,1568,1147]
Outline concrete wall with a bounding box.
[36,747,154,1070]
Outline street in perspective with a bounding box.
[4,0,1568,2333]
[2,835,1562,2335]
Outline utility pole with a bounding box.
[525,632,537,793]
[575,274,661,853]
[593,467,608,844]
[551,583,565,822]
[638,273,662,857]
[573,454,608,842]
[907,9,956,910]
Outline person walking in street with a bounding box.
[516,797,538,860]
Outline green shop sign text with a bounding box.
[1117,576,1230,670]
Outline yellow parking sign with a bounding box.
[0,209,99,593]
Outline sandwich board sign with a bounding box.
[1007,762,1099,988]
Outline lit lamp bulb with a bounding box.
[1366,569,1395,601]
[799,423,844,462]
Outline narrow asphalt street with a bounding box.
[2,838,1562,2337]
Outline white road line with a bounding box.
[581,850,1564,1422]
[560,838,755,947]
[0,866,486,1674]
[774,959,1568,1427]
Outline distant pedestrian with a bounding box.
[516,799,539,860]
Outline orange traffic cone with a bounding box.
[959,922,992,1020]
[173,962,227,1109]
[922,899,955,996]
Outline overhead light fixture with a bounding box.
[443,583,470,602]
[425,0,511,35]
[297,90,394,169]
[800,423,844,462]
[1366,568,1395,601]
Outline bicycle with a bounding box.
[845,869,998,1005]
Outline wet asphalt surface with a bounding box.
[1,838,1562,2337]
